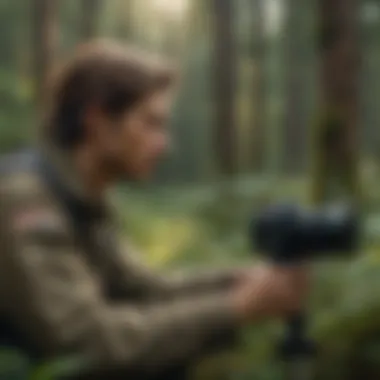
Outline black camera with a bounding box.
[250,203,360,263]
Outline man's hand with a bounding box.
[231,263,310,323]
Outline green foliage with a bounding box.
[30,356,90,380]
[0,349,30,380]
[115,184,380,380]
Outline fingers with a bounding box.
[235,264,311,320]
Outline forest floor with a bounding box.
[117,179,380,380]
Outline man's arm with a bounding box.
[163,267,245,295]
[0,196,241,376]
[103,230,246,301]
[0,186,309,377]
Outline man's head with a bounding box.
[45,41,176,182]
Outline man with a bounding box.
[0,41,308,379]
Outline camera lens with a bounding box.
[299,204,359,255]
[251,203,359,261]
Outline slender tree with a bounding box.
[312,0,361,203]
[282,0,311,174]
[361,1,380,161]
[114,0,134,41]
[211,0,238,178]
[80,0,102,40]
[32,0,59,115]
[250,0,266,172]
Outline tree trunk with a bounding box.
[361,1,380,161]
[282,0,310,174]
[211,0,238,178]
[250,0,266,172]
[80,0,102,40]
[115,0,134,41]
[312,0,361,203]
[32,0,59,115]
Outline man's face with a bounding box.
[94,90,174,181]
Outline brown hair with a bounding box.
[44,40,176,148]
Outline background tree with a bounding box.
[312,0,361,203]
[281,0,312,174]
[249,0,267,172]
[80,0,102,41]
[31,0,59,116]
[211,0,238,178]
[361,1,380,164]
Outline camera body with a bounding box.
[249,202,361,368]
[250,203,360,263]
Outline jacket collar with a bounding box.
[38,142,109,220]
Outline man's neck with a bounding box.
[73,146,111,200]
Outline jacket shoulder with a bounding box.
[0,150,62,219]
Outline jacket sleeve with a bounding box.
[101,228,245,301]
[112,244,243,298]
[0,194,240,376]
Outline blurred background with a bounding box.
[2,0,380,379]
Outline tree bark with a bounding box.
[282,0,310,174]
[32,0,59,115]
[361,1,380,161]
[115,0,134,41]
[312,0,361,203]
[211,0,238,177]
[250,0,266,172]
[80,0,102,40]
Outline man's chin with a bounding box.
[121,168,153,183]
